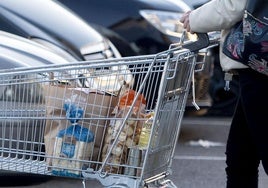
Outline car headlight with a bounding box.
[80,38,121,60]
[140,10,185,38]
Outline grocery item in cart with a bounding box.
[138,111,154,148]
[123,146,141,176]
[83,66,134,95]
[101,88,146,174]
[118,89,146,110]
[52,102,94,177]
[43,85,117,167]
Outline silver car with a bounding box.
[0,31,76,175]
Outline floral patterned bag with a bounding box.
[222,0,268,76]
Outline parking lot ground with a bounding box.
[3,116,268,188]
[170,116,268,188]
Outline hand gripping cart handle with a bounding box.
[181,33,210,52]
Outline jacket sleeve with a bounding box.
[189,0,247,33]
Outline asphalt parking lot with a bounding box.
[2,116,268,188]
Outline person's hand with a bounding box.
[180,11,193,33]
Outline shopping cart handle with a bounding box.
[182,33,210,52]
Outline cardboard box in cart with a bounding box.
[43,85,118,176]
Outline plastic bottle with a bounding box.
[138,112,154,148]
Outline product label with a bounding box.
[60,136,76,158]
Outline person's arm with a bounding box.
[181,0,247,33]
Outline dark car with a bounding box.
[0,0,122,61]
[57,0,192,56]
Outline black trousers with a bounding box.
[225,68,268,188]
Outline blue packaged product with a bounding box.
[52,124,94,177]
[52,102,94,177]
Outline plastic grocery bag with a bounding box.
[51,102,94,177]
[101,88,146,174]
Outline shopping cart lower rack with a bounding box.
[0,34,212,187]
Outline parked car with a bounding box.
[57,0,192,56]
[0,0,122,62]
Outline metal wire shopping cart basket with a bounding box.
[0,33,215,187]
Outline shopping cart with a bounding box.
[0,33,216,187]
